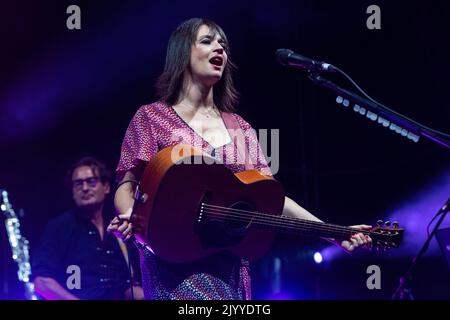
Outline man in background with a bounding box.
[32,156,143,299]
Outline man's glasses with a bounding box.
[72,177,100,190]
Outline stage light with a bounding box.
[313,252,323,264]
[335,95,420,143]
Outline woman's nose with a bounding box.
[213,42,224,53]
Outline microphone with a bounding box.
[275,49,336,72]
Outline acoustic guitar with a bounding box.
[131,145,404,263]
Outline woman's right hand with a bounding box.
[107,211,134,241]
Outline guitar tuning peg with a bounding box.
[384,221,391,227]
[393,221,399,228]
[377,220,384,226]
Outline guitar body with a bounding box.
[131,145,285,263]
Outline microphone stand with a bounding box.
[392,197,450,300]
[304,71,450,299]
[307,72,450,149]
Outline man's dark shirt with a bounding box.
[32,208,141,300]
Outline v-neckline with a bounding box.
[168,105,233,150]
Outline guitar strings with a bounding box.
[203,208,397,248]
[202,203,368,234]
[201,203,391,239]
[202,207,357,238]
[202,208,394,246]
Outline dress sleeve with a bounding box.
[233,114,273,176]
[116,106,159,181]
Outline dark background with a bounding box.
[1,0,449,299]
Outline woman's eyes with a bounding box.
[200,39,227,49]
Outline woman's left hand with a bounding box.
[340,224,372,253]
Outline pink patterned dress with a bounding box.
[116,101,271,300]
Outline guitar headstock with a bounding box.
[369,220,404,251]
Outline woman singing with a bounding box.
[107,18,371,300]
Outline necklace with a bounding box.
[199,108,217,118]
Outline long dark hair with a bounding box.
[156,18,238,112]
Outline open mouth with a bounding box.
[209,56,223,67]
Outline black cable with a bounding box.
[427,212,443,237]
[115,179,141,300]
[116,179,141,190]
[127,245,134,300]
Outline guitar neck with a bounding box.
[253,214,361,240]
[202,204,402,250]
[202,203,364,240]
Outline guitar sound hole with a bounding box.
[198,201,254,249]
[226,201,254,229]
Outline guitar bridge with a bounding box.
[195,191,212,226]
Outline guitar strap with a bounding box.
[221,112,240,131]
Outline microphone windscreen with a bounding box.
[275,49,293,65]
